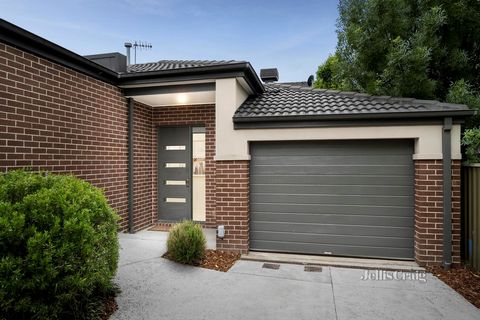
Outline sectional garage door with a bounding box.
[249,140,415,260]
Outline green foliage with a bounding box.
[447,79,480,129]
[316,0,480,101]
[462,128,480,163]
[0,170,119,320]
[167,220,206,265]
[314,54,344,89]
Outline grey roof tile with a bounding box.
[234,83,470,120]
[126,59,244,73]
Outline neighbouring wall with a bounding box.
[0,42,131,230]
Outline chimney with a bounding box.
[84,52,127,73]
[260,68,279,83]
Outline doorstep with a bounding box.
[241,251,424,272]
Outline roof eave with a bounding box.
[118,62,264,94]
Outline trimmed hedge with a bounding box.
[0,170,119,320]
[167,220,206,264]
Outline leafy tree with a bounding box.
[314,54,343,89]
[462,128,480,163]
[316,0,480,161]
[447,79,480,128]
[447,80,480,161]
[316,0,480,100]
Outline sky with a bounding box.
[0,0,339,82]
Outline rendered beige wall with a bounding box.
[215,78,462,161]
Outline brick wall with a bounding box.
[133,101,155,231]
[152,104,216,227]
[0,43,130,230]
[215,160,249,253]
[414,159,461,266]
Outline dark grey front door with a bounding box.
[249,139,415,260]
[158,127,191,220]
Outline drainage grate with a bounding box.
[304,265,322,272]
[262,263,280,270]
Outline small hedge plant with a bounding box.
[0,170,119,320]
[167,220,206,264]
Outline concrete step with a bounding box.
[241,251,424,272]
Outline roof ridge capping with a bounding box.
[128,59,247,69]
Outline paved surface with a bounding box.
[112,231,480,320]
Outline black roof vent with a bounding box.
[260,68,279,83]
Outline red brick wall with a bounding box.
[414,159,461,266]
[133,102,155,230]
[0,43,130,230]
[215,160,249,253]
[152,104,216,227]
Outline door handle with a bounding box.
[186,179,190,187]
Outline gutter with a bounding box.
[127,98,134,233]
[233,110,474,124]
[442,117,453,268]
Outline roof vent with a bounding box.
[260,68,279,83]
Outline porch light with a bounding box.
[176,93,188,104]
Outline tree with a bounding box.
[314,54,343,89]
[316,0,480,101]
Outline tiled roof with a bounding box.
[234,83,470,120]
[127,60,244,73]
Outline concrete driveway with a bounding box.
[112,231,480,320]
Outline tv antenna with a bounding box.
[124,41,153,65]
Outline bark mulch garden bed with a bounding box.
[101,295,118,320]
[163,249,241,272]
[427,266,480,309]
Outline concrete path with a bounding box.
[112,231,480,320]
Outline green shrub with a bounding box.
[0,170,119,320]
[167,220,206,264]
[462,128,480,164]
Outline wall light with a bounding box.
[217,225,225,238]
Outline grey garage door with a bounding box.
[250,140,414,260]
